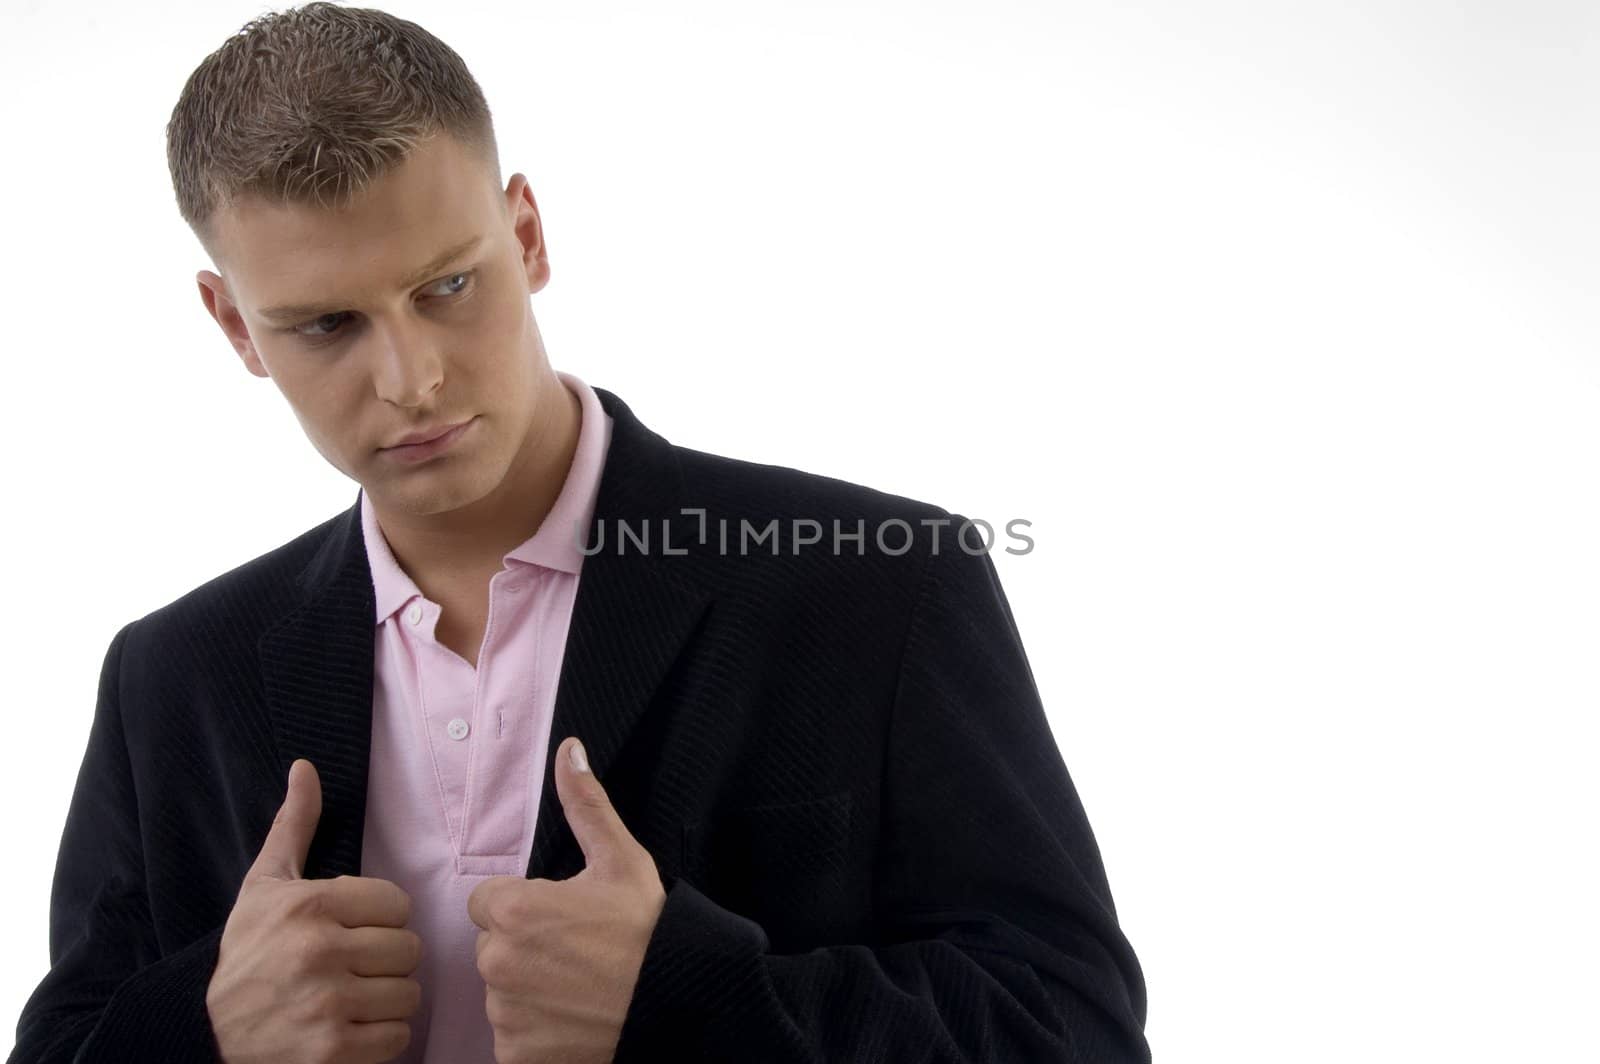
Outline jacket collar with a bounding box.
[258,385,713,881]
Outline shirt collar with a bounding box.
[360,369,615,626]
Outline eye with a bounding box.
[292,311,352,340]
[427,271,475,298]
[287,270,477,344]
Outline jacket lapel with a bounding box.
[525,388,713,880]
[257,503,377,882]
[257,385,712,882]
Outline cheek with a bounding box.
[258,342,317,391]
[475,278,529,336]
[274,365,356,445]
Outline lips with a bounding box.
[385,419,470,449]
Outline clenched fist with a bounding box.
[205,759,424,1064]
[467,737,666,1064]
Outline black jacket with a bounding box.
[8,385,1151,1063]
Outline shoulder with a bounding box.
[656,442,987,616]
[119,506,348,660]
[670,441,956,530]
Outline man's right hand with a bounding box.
[205,759,423,1064]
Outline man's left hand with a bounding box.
[468,736,667,1064]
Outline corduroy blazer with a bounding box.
[8,386,1151,1063]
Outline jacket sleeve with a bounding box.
[611,516,1151,1063]
[7,620,226,1064]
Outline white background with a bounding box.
[2,2,1597,1060]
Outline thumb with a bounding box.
[249,758,322,882]
[553,737,633,879]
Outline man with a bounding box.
[8,4,1150,1062]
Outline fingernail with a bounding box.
[570,739,589,773]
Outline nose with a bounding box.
[368,319,444,407]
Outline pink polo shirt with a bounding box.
[357,369,614,1063]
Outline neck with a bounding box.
[372,373,583,591]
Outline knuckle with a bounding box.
[309,982,346,1020]
[392,883,413,923]
[507,882,547,922]
[404,930,424,972]
[283,882,324,921]
[288,927,328,972]
[475,942,504,984]
[497,893,525,926]
[310,1026,346,1064]
[485,991,512,1029]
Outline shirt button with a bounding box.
[446,717,470,740]
[406,603,423,625]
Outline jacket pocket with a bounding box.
[730,789,853,864]
[681,790,855,946]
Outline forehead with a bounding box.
[211,134,501,314]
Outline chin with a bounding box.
[389,460,509,514]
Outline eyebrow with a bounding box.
[257,234,484,323]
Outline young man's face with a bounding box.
[196,132,556,518]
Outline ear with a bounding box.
[196,270,271,379]
[504,173,551,296]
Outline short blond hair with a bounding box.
[166,1,501,255]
